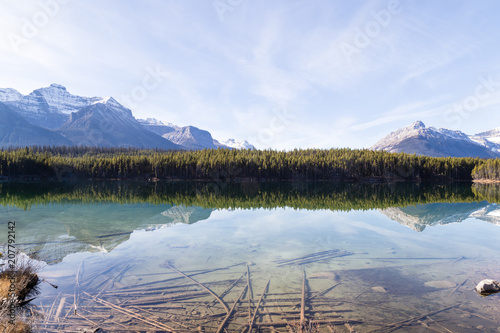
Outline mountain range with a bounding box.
[0,84,254,150]
[0,203,213,264]
[371,121,500,158]
[380,202,500,232]
[2,84,498,158]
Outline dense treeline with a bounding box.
[472,159,500,180]
[0,180,494,211]
[0,146,485,181]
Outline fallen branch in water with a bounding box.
[300,270,307,325]
[368,303,461,332]
[164,262,229,314]
[248,278,270,332]
[216,284,248,333]
[83,292,178,332]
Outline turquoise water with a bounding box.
[1,182,500,332]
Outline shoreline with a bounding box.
[473,179,500,184]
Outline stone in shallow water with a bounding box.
[309,271,338,280]
[424,280,456,288]
[475,279,500,294]
[372,286,387,293]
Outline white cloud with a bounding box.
[1,1,500,148]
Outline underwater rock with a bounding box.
[475,279,500,295]
[309,271,338,280]
[372,286,387,293]
[424,280,456,289]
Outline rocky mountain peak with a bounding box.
[1,84,255,150]
[49,83,67,90]
[371,121,500,158]
[411,120,425,129]
[0,88,23,102]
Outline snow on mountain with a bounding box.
[12,83,103,114]
[138,118,177,128]
[470,128,500,152]
[0,101,73,148]
[380,202,500,232]
[92,96,133,118]
[371,121,500,158]
[469,204,500,227]
[58,101,180,149]
[0,88,23,102]
[0,84,255,150]
[220,138,255,150]
[140,118,255,150]
[162,126,219,150]
[138,118,177,137]
[1,84,108,129]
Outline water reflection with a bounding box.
[0,181,499,332]
[380,202,498,231]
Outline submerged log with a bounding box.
[216,284,248,333]
[165,262,230,314]
[83,292,179,332]
[276,250,353,267]
[248,279,270,332]
[300,270,306,325]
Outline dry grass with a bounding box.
[289,322,321,333]
[0,251,43,333]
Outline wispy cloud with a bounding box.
[1,1,500,149]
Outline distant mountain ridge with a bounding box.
[371,121,500,158]
[0,101,72,148]
[58,101,180,149]
[0,84,254,150]
[380,202,500,232]
[138,118,255,150]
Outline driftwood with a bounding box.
[209,270,247,306]
[253,319,363,327]
[300,270,307,325]
[248,279,271,332]
[54,296,66,321]
[247,264,253,327]
[83,260,128,288]
[96,264,131,298]
[124,291,210,305]
[83,292,178,332]
[125,264,241,290]
[447,278,468,297]
[368,303,461,332]
[74,259,84,315]
[216,284,248,333]
[165,262,230,314]
[292,282,340,309]
[409,305,454,333]
[275,250,353,267]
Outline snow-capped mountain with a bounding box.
[0,202,213,264]
[0,84,254,150]
[138,118,177,136]
[0,101,72,148]
[220,138,255,150]
[138,118,177,128]
[162,125,220,150]
[139,118,255,150]
[380,202,500,232]
[470,128,500,153]
[371,121,500,158]
[0,83,105,129]
[58,99,180,149]
[0,88,23,102]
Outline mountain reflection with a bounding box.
[379,202,498,231]
[1,180,499,263]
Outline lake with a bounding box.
[1,181,500,332]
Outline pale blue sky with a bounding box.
[2,0,500,149]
